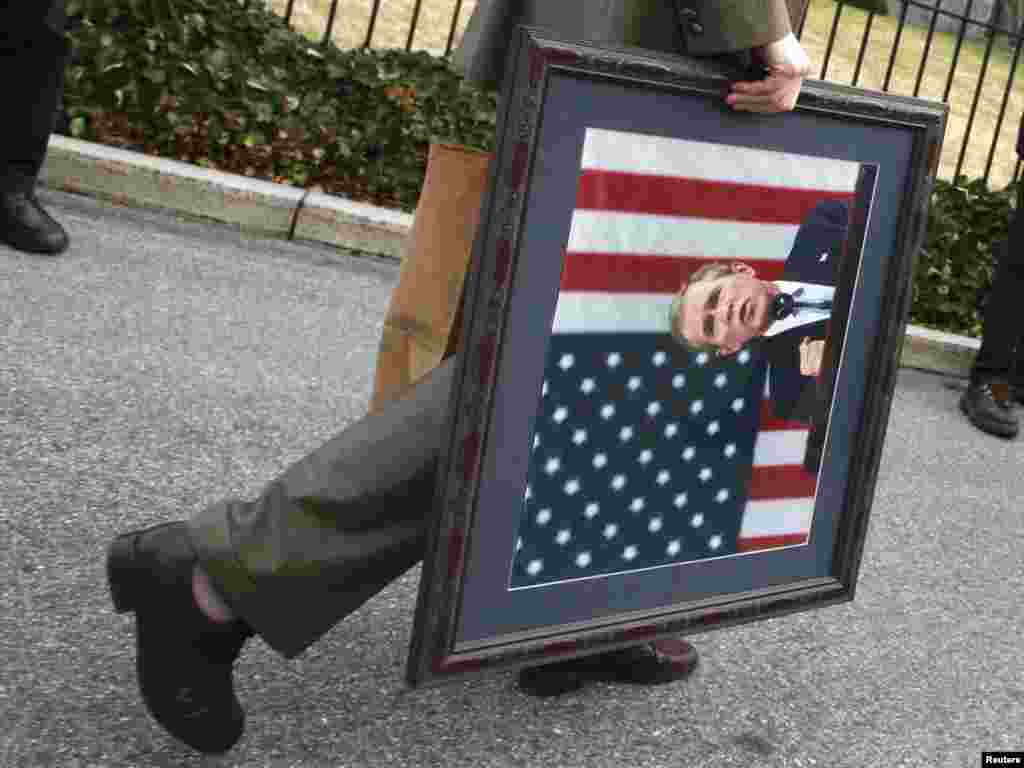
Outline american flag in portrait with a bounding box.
[509,128,862,590]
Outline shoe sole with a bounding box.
[959,398,1019,438]
[107,533,144,614]
[1,231,70,255]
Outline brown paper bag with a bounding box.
[371,143,493,410]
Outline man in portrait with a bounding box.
[669,198,850,425]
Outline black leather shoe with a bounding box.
[960,380,1019,438]
[0,190,69,255]
[107,522,253,754]
[517,638,699,698]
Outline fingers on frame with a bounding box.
[729,95,796,113]
[731,79,777,95]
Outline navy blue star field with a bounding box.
[510,333,767,589]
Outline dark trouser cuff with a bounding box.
[970,207,1024,386]
[185,359,455,660]
[0,19,69,194]
[186,500,265,636]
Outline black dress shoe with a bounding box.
[0,190,69,255]
[517,637,699,698]
[960,380,1019,438]
[107,522,253,754]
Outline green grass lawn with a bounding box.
[800,0,1023,188]
[267,0,478,54]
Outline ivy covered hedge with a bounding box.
[64,0,497,210]
[911,177,1018,338]
[62,0,1015,338]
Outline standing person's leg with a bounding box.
[1007,185,1024,399]
[962,188,1024,437]
[0,1,70,255]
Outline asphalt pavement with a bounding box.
[1,189,1022,768]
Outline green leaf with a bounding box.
[70,116,88,138]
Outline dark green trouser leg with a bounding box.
[188,358,455,659]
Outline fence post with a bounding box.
[787,0,811,36]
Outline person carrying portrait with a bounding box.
[105,0,814,755]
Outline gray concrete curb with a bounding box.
[900,324,979,379]
[38,134,978,378]
[40,135,414,258]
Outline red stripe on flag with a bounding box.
[560,253,786,292]
[736,533,810,552]
[576,170,854,224]
[759,400,811,431]
[461,432,480,483]
[747,464,817,500]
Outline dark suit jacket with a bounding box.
[451,0,794,91]
[763,198,849,423]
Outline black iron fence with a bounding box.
[260,0,1024,187]
[809,0,1023,185]
[266,0,474,55]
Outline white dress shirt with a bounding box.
[762,281,836,338]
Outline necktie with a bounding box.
[770,287,832,321]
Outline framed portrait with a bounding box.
[406,27,947,687]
